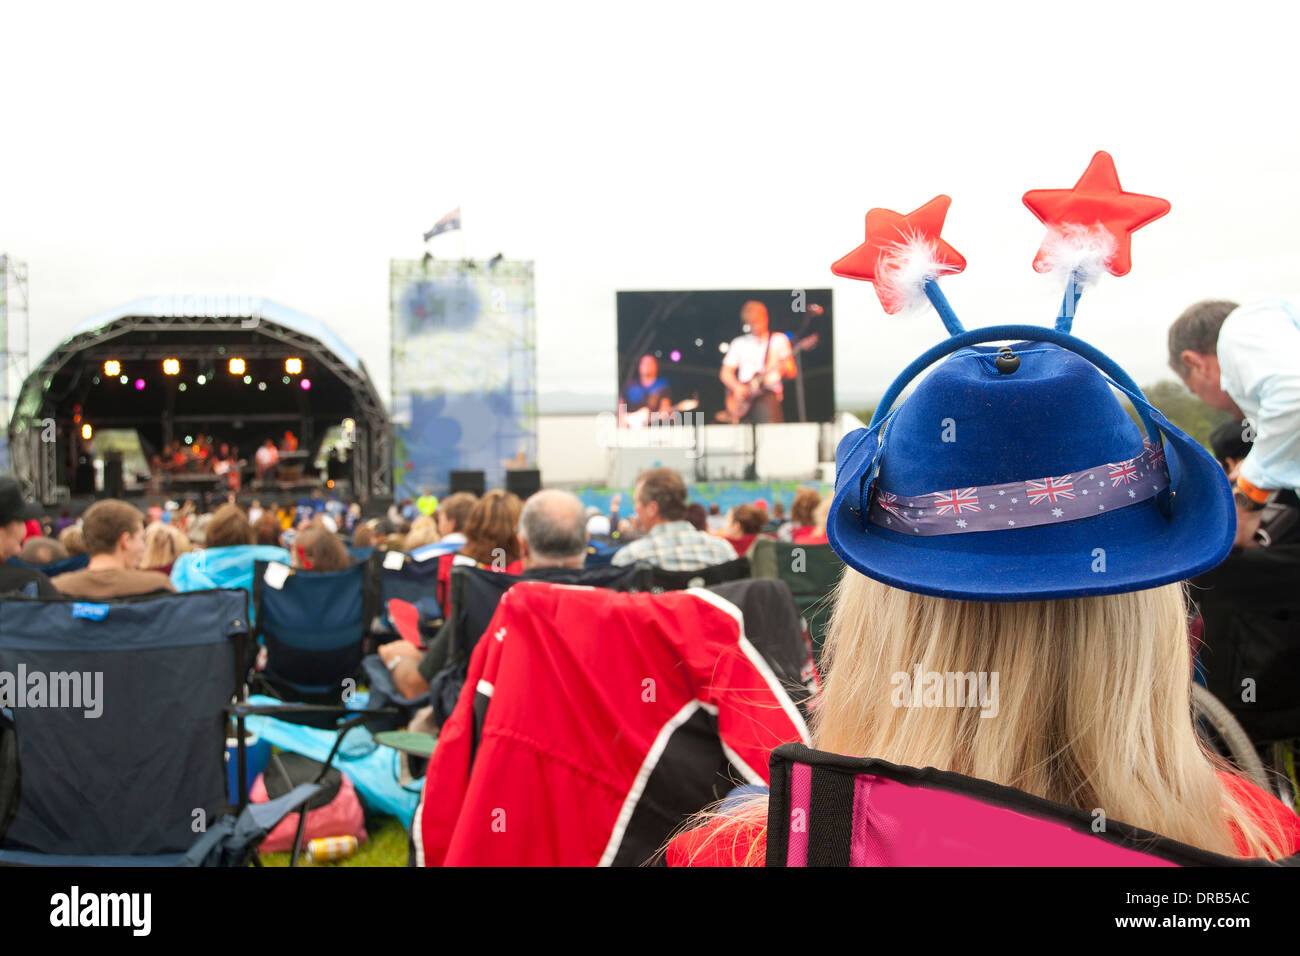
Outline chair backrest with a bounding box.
[763,743,1284,867]
[0,589,247,858]
[641,556,751,592]
[346,545,375,564]
[8,552,91,578]
[444,562,648,665]
[254,561,367,699]
[369,549,446,630]
[748,539,843,660]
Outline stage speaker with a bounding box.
[73,458,96,496]
[104,452,124,498]
[449,470,485,496]
[505,469,541,500]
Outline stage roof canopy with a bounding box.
[69,295,364,373]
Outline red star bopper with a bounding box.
[1023,151,1170,332]
[832,195,967,336]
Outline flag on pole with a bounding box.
[423,207,461,242]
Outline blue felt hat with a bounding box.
[827,153,1234,601]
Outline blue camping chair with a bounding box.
[252,560,370,707]
[0,589,325,866]
[7,552,91,578]
[368,549,445,636]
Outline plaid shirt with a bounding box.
[611,520,738,571]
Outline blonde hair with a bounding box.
[403,515,440,551]
[141,521,191,571]
[679,570,1287,864]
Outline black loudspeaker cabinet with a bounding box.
[504,469,541,500]
[449,470,486,496]
[73,458,96,495]
[104,452,124,498]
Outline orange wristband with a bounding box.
[1235,475,1271,506]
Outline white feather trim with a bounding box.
[875,233,960,313]
[1036,223,1116,287]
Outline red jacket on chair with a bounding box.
[413,580,811,866]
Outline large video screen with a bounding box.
[616,289,834,425]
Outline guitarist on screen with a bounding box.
[719,300,806,423]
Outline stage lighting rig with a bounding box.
[285,357,303,375]
[163,359,180,375]
[104,360,121,377]
[228,358,246,375]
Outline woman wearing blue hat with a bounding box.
[670,155,1300,865]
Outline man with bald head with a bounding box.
[518,489,589,569]
[380,488,590,698]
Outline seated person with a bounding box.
[0,476,60,597]
[141,521,190,577]
[58,523,85,557]
[720,503,768,557]
[786,487,822,543]
[19,536,67,567]
[380,488,587,698]
[434,491,477,549]
[612,468,737,571]
[290,522,351,572]
[51,500,176,599]
[169,503,290,601]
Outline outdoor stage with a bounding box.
[7,296,392,507]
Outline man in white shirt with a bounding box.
[1169,298,1300,546]
[720,301,796,423]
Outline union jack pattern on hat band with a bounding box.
[869,440,1170,537]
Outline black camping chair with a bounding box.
[251,560,371,711]
[749,539,843,662]
[641,556,751,592]
[0,589,326,866]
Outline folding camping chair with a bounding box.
[416,577,815,865]
[252,560,371,709]
[0,589,324,866]
[368,547,448,639]
[763,743,1299,866]
[749,539,843,662]
[641,555,751,592]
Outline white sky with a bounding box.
[2,1,1297,408]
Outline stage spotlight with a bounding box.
[104,360,120,377]
[228,358,246,375]
[179,383,187,392]
[282,375,290,385]
[81,424,93,440]
[163,359,180,375]
[301,378,312,390]
[243,375,252,384]
[257,382,266,391]
[670,350,681,362]
[185,435,193,445]
[197,375,207,385]
[134,379,145,390]
[119,374,129,384]
[285,357,303,375]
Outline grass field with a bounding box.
[257,814,408,867]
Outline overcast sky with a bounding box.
[2,1,1297,411]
